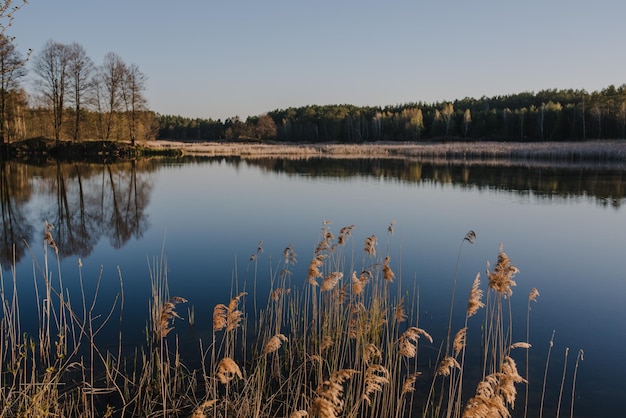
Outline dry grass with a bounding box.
[146,139,626,169]
[0,221,584,417]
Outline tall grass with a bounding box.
[0,222,582,417]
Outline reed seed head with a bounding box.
[362,364,390,403]
[158,296,187,338]
[399,327,433,358]
[191,400,218,418]
[509,342,531,350]
[437,356,461,376]
[487,246,519,296]
[216,357,242,384]
[271,287,291,301]
[364,235,377,256]
[321,272,343,291]
[213,292,246,332]
[464,230,477,244]
[363,343,381,364]
[308,255,325,286]
[453,327,467,356]
[263,333,288,355]
[351,270,370,295]
[467,273,485,317]
[401,372,422,396]
[382,256,395,282]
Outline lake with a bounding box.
[1,155,625,417]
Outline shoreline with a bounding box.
[4,138,626,169]
[146,139,626,169]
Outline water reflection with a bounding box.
[2,156,625,266]
[0,161,33,265]
[0,160,156,264]
[222,156,626,207]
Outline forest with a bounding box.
[159,86,626,143]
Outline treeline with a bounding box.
[156,85,626,143]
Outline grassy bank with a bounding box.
[0,222,582,417]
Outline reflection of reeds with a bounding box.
[0,222,583,417]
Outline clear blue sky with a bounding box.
[8,0,626,121]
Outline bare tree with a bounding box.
[0,1,28,36]
[66,42,94,141]
[120,63,146,146]
[32,40,71,142]
[0,33,26,146]
[99,52,126,140]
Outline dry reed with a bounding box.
[0,222,583,418]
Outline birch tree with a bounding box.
[463,108,471,137]
[441,102,454,136]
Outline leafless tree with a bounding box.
[120,63,146,146]
[0,33,26,145]
[99,52,126,140]
[66,42,94,141]
[32,40,71,142]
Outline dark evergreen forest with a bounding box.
[157,85,626,143]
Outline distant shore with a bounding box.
[146,139,626,169]
[4,138,626,169]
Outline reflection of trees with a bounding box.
[39,160,155,258]
[242,157,626,207]
[0,161,33,265]
[105,160,150,249]
[0,159,155,263]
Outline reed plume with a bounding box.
[453,327,467,356]
[308,255,325,286]
[43,221,58,254]
[462,357,525,418]
[213,292,247,332]
[191,400,217,418]
[338,224,355,245]
[321,272,343,291]
[158,296,187,338]
[362,364,390,403]
[401,372,422,396]
[363,343,382,364]
[394,299,408,323]
[437,356,461,376]
[382,256,395,282]
[399,327,433,358]
[263,334,288,355]
[351,270,370,295]
[466,273,484,317]
[487,245,519,296]
[216,357,243,384]
[271,287,291,301]
[312,369,359,418]
[364,235,377,256]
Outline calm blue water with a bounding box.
[2,157,625,417]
